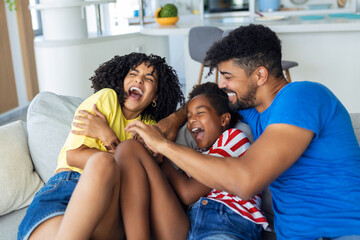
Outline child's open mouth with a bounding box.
[191,127,205,141]
[128,86,144,100]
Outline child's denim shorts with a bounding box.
[17,171,80,240]
[187,197,262,240]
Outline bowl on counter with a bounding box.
[155,16,179,25]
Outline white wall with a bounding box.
[34,33,169,99]
[279,31,360,113]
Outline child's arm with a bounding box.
[161,158,211,206]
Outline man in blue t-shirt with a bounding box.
[125,24,360,240]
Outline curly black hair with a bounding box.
[204,24,283,78]
[90,52,184,122]
[188,82,241,128]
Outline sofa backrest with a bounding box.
[27,92,83,182]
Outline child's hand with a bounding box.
[71,104,116,145]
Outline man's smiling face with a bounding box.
[217,59,258,111]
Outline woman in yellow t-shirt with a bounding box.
[18,53,184,240]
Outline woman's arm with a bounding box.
[71,104,119,147]
[161,158,211,206]
[67,104,118,168]
[66,145,103,169]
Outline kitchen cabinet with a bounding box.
[201,0,358,19]
[254,0,358,17]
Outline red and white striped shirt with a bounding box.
[201,128,268,229]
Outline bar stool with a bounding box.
[281,60,298,82]
[188,26,224,85]
[222,29,298,83]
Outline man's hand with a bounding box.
[136,135,159,158]
[125,120,169,154]
[156,117,178,142]
[156,107,187,141]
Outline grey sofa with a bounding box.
[0,91,359,240]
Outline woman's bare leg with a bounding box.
[115,140,189,240]
[115,141,152,240]
[30,152,124,240]
[57,152,123,240]
[28,215,63,240]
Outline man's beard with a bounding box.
[228,83,257,111]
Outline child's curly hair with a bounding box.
[90,53,184,121]
[204,24,283,78]
[188,82,241,128]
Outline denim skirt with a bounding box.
[17,171,80,240]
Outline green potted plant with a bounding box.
[5,0,17,11]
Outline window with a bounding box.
[29,0,42,36]
[28,0,153,37]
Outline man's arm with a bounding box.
[156,105,187,141]
[125,121,314,200]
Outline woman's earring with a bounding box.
[152,100,157,107]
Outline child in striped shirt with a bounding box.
[160,82,268,239]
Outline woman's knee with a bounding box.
[84,152,118,179]
[114,139,145,165]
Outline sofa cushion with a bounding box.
[350,113,360,145]
[0,121,44,216]
[0,207,27,240]
[27,92,83,182]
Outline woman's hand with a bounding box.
[71,104,118,146]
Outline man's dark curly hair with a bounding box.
[188,82,241,128]
[204,24,283,78]
[90,52,184,122]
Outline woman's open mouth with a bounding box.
[128,86,144,100]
